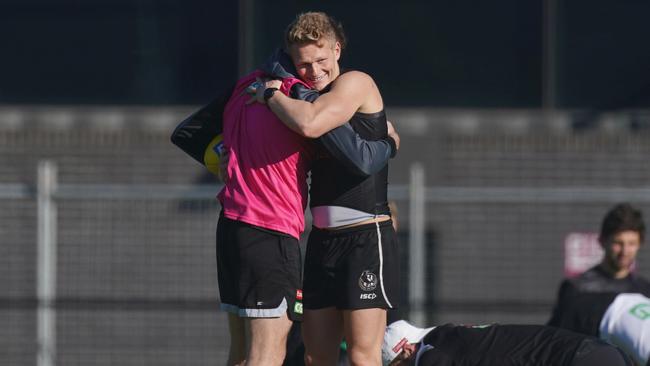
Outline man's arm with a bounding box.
[218,124,396,180]
[171,85,233,164]
[414,345,452,366]
[637,277,650,297]
[286,80,398,176]
[319,122,398,176]
[261,71,379,138]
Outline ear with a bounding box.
[334,41,341,61]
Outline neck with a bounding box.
[599,262,630,279]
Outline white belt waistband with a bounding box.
[311,205,389,229]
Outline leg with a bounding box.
[343,308,386,366]
[217,217,249,365]
[247,313,294,366]
[284,322,306,366]
[571,341,632,366]
[219,219,304,365]
[302,307,343,366]
[227,313,248,366]
[342,222,396,366]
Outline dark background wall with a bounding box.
[1,0,649,108]
[2,2,650,363]
[252,1,543,107]
[556,0,650,109]
[0,0,238,105]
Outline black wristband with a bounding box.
[263,87,279,103]
[386,136,398,158]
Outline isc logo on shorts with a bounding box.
[360,293,377,300]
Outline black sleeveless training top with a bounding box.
[309,110,390,216]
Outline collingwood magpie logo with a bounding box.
[358,270,378,291]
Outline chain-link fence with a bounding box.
[2,106,650,365]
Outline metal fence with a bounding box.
[0,160,414,366]
[2,106,650,365]
[2,163,229,366]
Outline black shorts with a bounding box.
[216,214,303,321]
[303,220,400,310]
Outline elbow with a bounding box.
[359,164,383,176]
[294,112,328,138]
[296,124,325,139]
[349,162,375,177]
[303,129,325,139]
[356,168,373,177]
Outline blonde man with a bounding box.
[256,12,400,366]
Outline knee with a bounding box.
[247,334,288,366]
[347,347,381,366]
[248,349,286,366]
[303,336,342,365]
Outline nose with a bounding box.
[620,241,640,260]
[308,63,322,77]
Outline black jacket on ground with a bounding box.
[413,324,631,366]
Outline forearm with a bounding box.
[267,92,323,137]
[268,89,353,138]
[259,72,371,137]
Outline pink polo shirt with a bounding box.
[217,70,315,239]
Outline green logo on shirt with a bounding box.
[629,303,650,320]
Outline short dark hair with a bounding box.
[599,203,645,243]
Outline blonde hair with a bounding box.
[284,12,347,50]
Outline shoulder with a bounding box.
[633,274,650,293]
[632,272,650,283]
[330,70,383,112]
[556,278,580,297]
[332,70,376,89]
[577,266,602,279]
[340,70,374,80]
[570,267,605,286]
[554,272,598,299]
